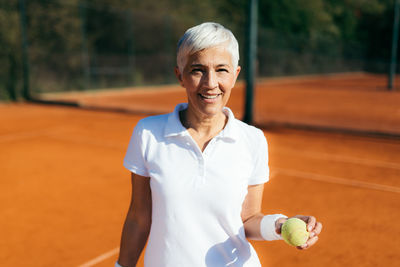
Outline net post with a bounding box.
[389,0,400,91]
[243,0,258,124]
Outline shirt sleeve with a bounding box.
[123,120,150,177]
[248,129,269,185]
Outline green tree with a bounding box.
[0,1,20,100]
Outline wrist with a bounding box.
[260,214,287,241]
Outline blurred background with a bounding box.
[0,0,398,100]
[1,1,400,267]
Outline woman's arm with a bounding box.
[241,184,322,249]
[241,184,266,240]
[117,173,152,267]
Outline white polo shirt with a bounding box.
[124,103,276,267]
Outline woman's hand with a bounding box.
[275,215,322,250]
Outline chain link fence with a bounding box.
[0,0,395,101]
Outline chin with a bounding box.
[201,105,225,117]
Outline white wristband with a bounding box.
[260,214,287,241]
[115,262,124,267]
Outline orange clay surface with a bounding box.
[41,72,400,135]
[1,73,400,267]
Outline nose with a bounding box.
[203,70,218,89]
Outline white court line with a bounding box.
[273,168,400,194]
[77,168,399,267]
[276,148,400,171]
[77,247,119,267]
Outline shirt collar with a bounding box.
[164,103,189,137]
[217,106,238,142]
[164,103,239,142]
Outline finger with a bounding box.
[293,215,309,224]
[309,222,322,238]
[292,215,316,232]
[298,235,319,250]
[276,222,283,234]
[306,216,316,232]
[306,235,319,248]
[313,222,323,235]
[275,217,288,235]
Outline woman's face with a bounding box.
[175,46,241,118]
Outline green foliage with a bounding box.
[0,0,397,100]
[257,0,394,75]
[260,0,338,37]
[0,0,20,100]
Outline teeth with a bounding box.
[201,94,219,99]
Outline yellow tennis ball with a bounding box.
[281,218,310,246]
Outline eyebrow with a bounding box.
[190,64,204,68]
[189,63,230,68]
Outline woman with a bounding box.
[116,22,322,267]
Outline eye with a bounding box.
[217,68,229,73]
[190,68,203,74]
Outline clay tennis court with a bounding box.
[1,73,400,266]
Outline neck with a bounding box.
[179,107,227,137]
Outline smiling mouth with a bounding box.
[199,93,222,99]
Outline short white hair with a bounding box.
[176,22,239,72]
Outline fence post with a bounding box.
[125,10,135,86]
[389,0,400,90]
[244,0,258,124]
[79,2,91,90]
[19,0,30,100]
[163,15,174,83]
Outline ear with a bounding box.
[233,66,241,84]
[174,66,184,87]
